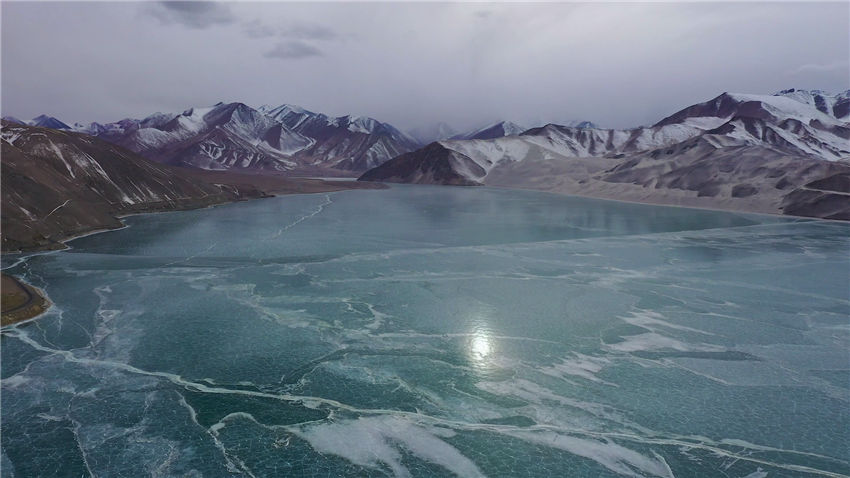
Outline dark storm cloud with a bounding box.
[146,1,235,29]
[264,41,323,60]
[2,2,848,132]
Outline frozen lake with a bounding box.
[2,185,848,477]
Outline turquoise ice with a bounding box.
[2,185,848,477]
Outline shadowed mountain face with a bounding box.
[1,121,233,251]
[3,114,72,130]
[0,121,380,251]
[70,102,421,175]
[359,89,850,220]
[261,104,421,171]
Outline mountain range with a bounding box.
[2,109,594,173]
[0,120,379,251]
[3,88,848,223]
[360,88,850,219]
[5,103,423,175]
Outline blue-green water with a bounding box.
[2,185,848,477]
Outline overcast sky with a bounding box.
[2,1,848,131]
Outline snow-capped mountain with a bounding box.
[91,102,314,171]
[66,102,422,174]
[258,103,421,171]
[562,120,599,129]
[408,122,459,144]
[652,91,849,159]
[1,116,26,125]
[451,121,528,140]
[1,119,377,251]
[773,88,848,121]
[360,89,850,220]
[3,114,73,130]
[0,120,244,251]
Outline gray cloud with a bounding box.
[786,60,849,76]
[243,19,337,41]
[264,41,323,60]
[242,19,277,38]
[283,23,337,41]
[2,2,848,132]
[146,1,235,29]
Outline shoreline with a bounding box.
[0,179,384,327]
[2,178,385,255]
[3,180,842,328]
[378,180,846,224]
[1,273,51,327]
[483,184,845,224]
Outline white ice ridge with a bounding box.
[509,430,674,478]
[619,309,717,337]
[5,327,846,478]
[538,353,616,385]
[268,194,333,240]
[291,416,485,478]
[606,332,723,353]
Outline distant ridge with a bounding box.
[8,103,423,175]
[360,89,850,220]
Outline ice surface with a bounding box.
[2,186,847,477]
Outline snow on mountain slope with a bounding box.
[360,89,850,220]
[562,120,599,129]
[773,88,850,121]
[425,117,729,181]
[4,114,73,130]
[704,116,850,160]
[655,91,849,129]
[85,102,315,171]
[30,115,72,130]
[0,120,241,250]
[726,93,844,126]
[1,116,26,125]
[408,122,459,144]
[1,120,378,251]
[23,102,419,174]
[452,121,528,140]
[255,103,421,170]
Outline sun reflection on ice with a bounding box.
[470,334,490,359]
[469,332,492,361]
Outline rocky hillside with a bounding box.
[1,121,378,252]
[360,89,850,220]
[259,103,420,171]
[10,103,423,175]
[450,121,529,140]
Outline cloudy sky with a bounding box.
[2,1,848,132]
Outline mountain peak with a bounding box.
[451,121,528,141]
[30,115,72,130]
[407,122,459,144]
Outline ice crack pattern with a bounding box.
[2,186,848,477]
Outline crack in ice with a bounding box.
[267,194,332,240]
[5,327,847,478]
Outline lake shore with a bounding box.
[1,273,50,326]
[2,176,385,254]
[1,177,384,326]
[487,182,834,222]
